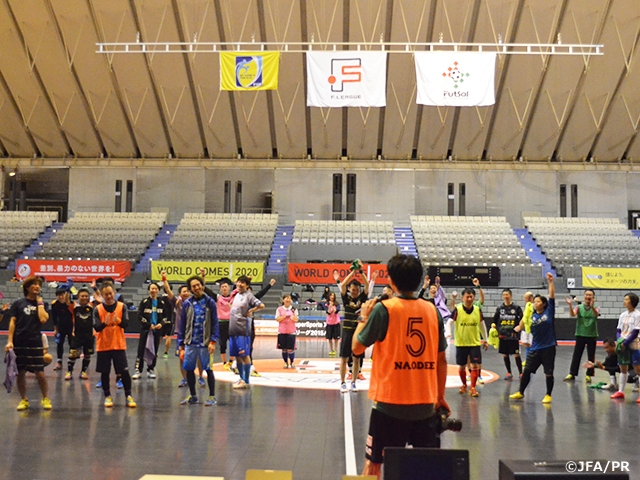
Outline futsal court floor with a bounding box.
[1,336,638,480]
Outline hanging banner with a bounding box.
[415,51,496,106]
[306,51,387,107]
[16,260,131,283]
[288,263,389,285]
[220,51,280,91]
[150,261,264,283]
[582,266,640,289]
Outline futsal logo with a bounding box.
[235,56,264,88]
[442,61,470,89]
[327,58,362,95]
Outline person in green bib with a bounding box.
[564,290,600,383]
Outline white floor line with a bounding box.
[343,392,358,475]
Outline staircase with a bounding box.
[135,224,177,273]
[7,222,63,270]
[513,228,555,276]
[266,225,294,275]
[394,226,418,257]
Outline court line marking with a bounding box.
[343,391,358,475]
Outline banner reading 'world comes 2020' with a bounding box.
[150,261,264,283]
[306,51,387,107]
[220,51,280,91]
[415,51,496,107]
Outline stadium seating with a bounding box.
[289,220,397,263]
[160,213,278,262]
[0,211,58,268]
[34,212,166,265]
[291,220,396,246]
[411,215,531,267]
[524,216,640,273]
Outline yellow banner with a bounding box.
[150,261,264,283]
[582,266,640,289]
[220,51,280,91]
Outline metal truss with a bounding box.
[97,40,603,56]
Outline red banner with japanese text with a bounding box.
[16,260,131,283]
[288,263,389,285]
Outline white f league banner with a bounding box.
[306,51,387,107]
[415,51,496,106]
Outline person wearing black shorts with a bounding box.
[276,294,298,368]
[352,254,449,480]
[334,267,369,393]
[5,276,52,411]
[493,288,523,380]
[69,288,95,379]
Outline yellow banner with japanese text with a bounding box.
[582,266,640,289]
[150,261,264,283]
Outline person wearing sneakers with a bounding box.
[178,275,219,406]
[520,292,534,365]
[51,286,75,373]
[323,292,341,357]
[334,267,369,393]
[69,288,95,380]
[610,292,640,401]
[564,290,600,384]
[449,287,488,398]
[352,254,449,480]
[5,276,52,411]
[510,272,556,404]
[93,281,136,408]
[276,294,299,368]
[216,280,233,371]
[228,276,264,390]
[493,289,523,381]
[132,283,171,380]
[162,274,192,388]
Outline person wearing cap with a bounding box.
[51,285,75,374]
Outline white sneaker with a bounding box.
[605,383,619,391]
[131,370,141,380]
[147,370,156,379]
[351,382,358,392]
[233,379,247,390]
[340,382,348,393]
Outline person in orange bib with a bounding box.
[353,254,450,480]
[93,281,136,408]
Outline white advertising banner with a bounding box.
[306,51,387,107]
[415,51,496,106]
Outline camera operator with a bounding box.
[353,254,450,480]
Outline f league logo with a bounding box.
[327,58,362,92]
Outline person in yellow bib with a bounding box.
[448,288,488,397]
[353,254,449,480]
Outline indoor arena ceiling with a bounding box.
[0,0,639,165]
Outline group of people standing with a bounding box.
[3,271,273,410]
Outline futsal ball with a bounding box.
[43,353,53,365]
[449,69,462,81]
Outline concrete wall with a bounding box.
[57,165,640,226]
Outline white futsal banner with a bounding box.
[415,52,496,106]
[306,51,387,107]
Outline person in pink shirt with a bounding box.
[276,294,299,369]
[324,292,341,357]
[216,281,234,370]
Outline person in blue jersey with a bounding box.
[510,272,556,404]
[177,276,219,406]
